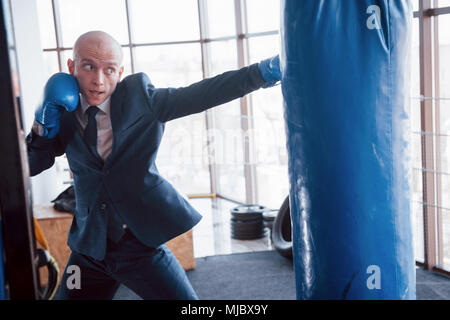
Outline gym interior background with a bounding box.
[1,0,450,300]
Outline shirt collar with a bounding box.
[79,93,111,117]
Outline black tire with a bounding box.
[271,196,293,259]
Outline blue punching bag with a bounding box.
[280,1,415,299]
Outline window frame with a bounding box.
[414,0,450,276]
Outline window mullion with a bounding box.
[432,0,444,268]
[419,0,438,270]
[197,0,219,196]
[124,0,135,74]
[234,0,257,205]
[51,0,63,71]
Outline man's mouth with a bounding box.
[88,90,104,96]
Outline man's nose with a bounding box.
[93,70,104,86]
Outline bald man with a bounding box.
[27,31,281,300]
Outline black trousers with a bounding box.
[54,229,198,300]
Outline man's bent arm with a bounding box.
[148,63,266,123]
[26,123,66,177]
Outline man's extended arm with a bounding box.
[147,57,280,123]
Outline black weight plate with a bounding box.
[231,224,263,232]
[230,227,264,233]
[230,220,264,228]
[231,235,263,240]
[231,222,263,229]
[230,216,263,223]
[230,212,263,221]
[230,204,267,221]
[231,227,266,236]
[231,204,266,214]
[231,232,265,240]
[231,230,267,240]
[231,228,264,237]
[262,210,277,222]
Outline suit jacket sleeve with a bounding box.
[25,128,66,177]
[146,63,266,122]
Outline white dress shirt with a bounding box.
[75,94,113,161]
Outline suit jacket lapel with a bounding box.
[111,86,145,135]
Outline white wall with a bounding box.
[11,0,67,205]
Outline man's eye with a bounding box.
[107,68,115,74]
[84,64,93,70]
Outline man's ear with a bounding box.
[67,59,75,75]
[118,65,124,81]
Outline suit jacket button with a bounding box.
[100,203,107,210]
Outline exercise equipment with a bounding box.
[271,196,292,260]
[230,205,267,240]
[35,248,59,300]
[34,218,60,300]
[281,0,415,299]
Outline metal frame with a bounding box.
[432,0,444,270]
[124,0,135,73]
[416,261,450,278]
[234,0,258,205]
[418,0,437,271]
[0,0,40,299]
[50,0,63,71]
[197,0,219,197]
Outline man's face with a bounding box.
[68,42,124,106]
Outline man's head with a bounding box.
[68,31,124,106]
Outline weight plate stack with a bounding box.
[230,205,267,240]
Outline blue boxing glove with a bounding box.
[34,73,79,138]
[258,55,281,88]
